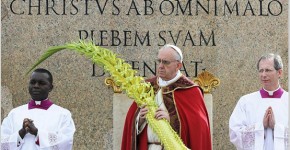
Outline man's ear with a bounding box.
[49,84,54,92]
[177,61,183,70]
[278,69,283,79]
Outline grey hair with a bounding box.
[159,44,183,62]
[257,53,283,71]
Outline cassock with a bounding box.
[1,99,76,150]
[229,88,288,150]
[121,73,212,150]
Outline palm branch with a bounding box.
[27,40,188,150]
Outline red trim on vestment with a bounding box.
[121,76,212,150]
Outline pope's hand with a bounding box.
[138,105,148,127]
[155,108,170,122]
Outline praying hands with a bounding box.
[263,107,275,129]
[19,118,38,139]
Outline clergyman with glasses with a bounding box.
[229,53,288,150]
[121,44,212,150]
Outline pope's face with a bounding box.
[157,47,182,81]
[28,72,53,101]
[258,58,282,91]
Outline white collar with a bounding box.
[263,85,280,96]
[34,98,48,105]
[158,70,182,87]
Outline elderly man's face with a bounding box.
[258,58,282,91]
[157,47,182,81]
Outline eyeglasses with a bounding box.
[156,59,178,65]
[258,68,275,73]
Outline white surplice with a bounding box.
[1,104,76,150]
[229,90,288,150]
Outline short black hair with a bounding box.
[33,68,53,84]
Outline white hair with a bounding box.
[160,44,183,62]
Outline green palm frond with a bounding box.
[27,40,188,150]
[26,45,68,75]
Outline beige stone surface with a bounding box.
[204,93,213,143]
[1,0,288,149]
[113,94,133,150]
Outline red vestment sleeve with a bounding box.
[121,102,148,150]
[174,87,212,150]
[121,102,137,150]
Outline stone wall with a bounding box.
[1,0,288,149]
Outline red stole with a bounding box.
[121,76,212,150]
